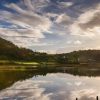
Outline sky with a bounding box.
[0,0,100,53]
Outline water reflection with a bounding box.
[0,67,100,91]
[0,67,53,90]
[0,66,100,100]
[0,73,100,100]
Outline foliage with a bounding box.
[0,37,48,62]
[0,37,100,64]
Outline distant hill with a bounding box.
[0,37,17,49]
[0,37,48,62]
[0,37,32,61]
[56,50,100,63]
[0,37,100,64]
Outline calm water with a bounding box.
[0,66,100,100]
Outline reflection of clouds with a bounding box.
[71,89,100,100]
[0,80,52,100]
[75,82,82,86]
[0,73,100,100]
[66,81,82,87]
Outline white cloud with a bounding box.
[71,89,100,100]
[45,13,58,18]
[74,40,82,45]
[66,40,82,45]
[24,0,34,11]
[0,28,45,47]
[6,3,52,32]
[55,13,71,25]
[0,1,52,47]
[66,41,72,44]
[58,2,73,8]
[0,0,100,53]
[31,0,50,12]
[69,4,100,37]
[0,79,52,100]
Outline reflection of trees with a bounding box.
[0,67,49,90]
[1,66,100,91]
[56,67,100,77]
[0,66,59,90]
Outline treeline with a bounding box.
[0,37,100,64]
[0,37,48,62]
[55,50,100,64]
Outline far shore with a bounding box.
[0,60,100,70]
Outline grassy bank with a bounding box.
[0,60,39,65]
[0,60,100,71]
[0,60,57,66]
[0,64,39,71]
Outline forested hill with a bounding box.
[0,37,48,62]
[0,37,15,47]
[56,50,100,63]
[0,37,100,63]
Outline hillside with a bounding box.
[56,50,100,64]
[0,37,100,64]
[0,37,48,62]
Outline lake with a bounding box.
[0,66,100,100]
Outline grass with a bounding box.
[0,64,39,71]
[0,60,39,66]
[14,61,39,65]
[1,60,100,71]
[0,60,58,66]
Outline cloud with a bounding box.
[58,1,73,8]
[69,4,100,37]
[74,40,82,45]
[0,1,52,47]
[48,13,72,36]
[66,40,82,45]
[55,13,71,25]
[6,3,52,32]
[29,0,50,12]
[24,0,34,11]
[71,89,100,100]
[0,0,100,53]
[0,79,52,100]
[45,13,58,18]
[1,73,100,100]
[0,28,45,47]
